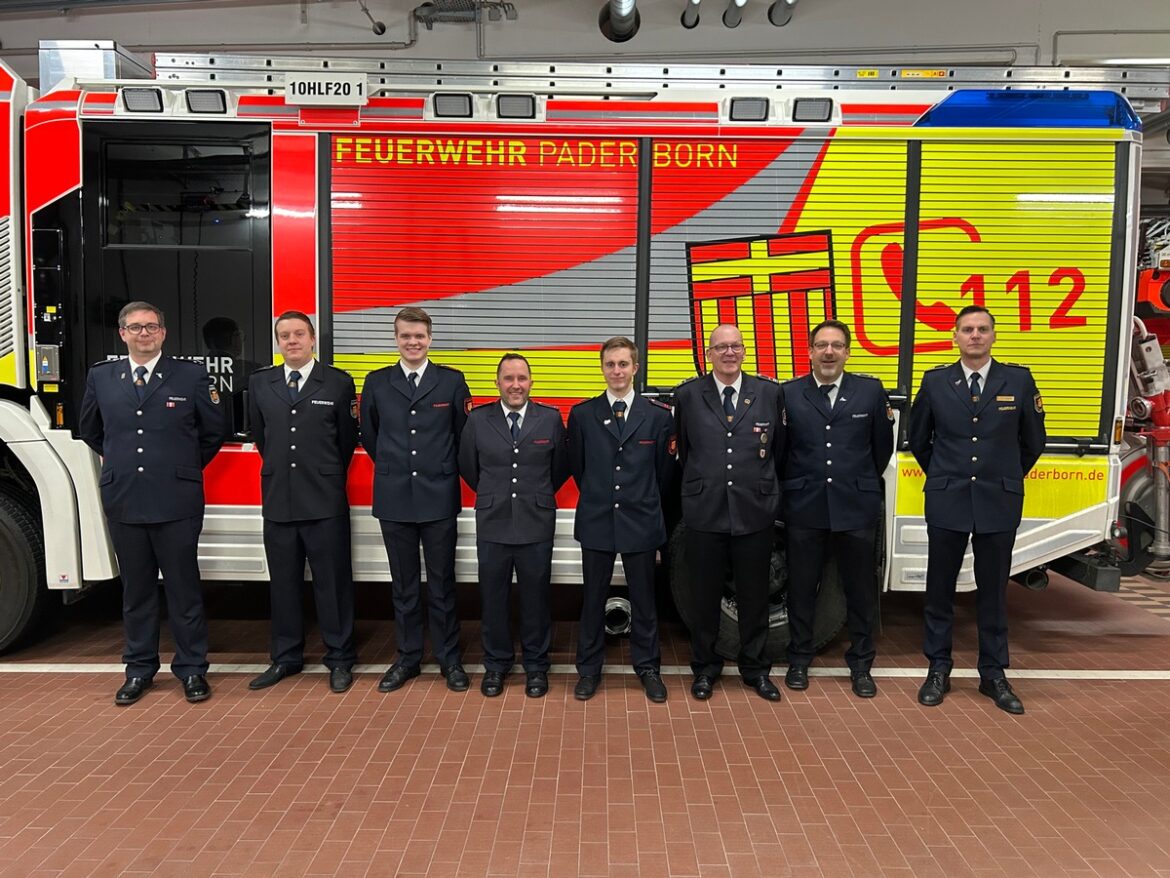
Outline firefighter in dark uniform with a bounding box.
[780,319,894,698]
[361,307,472,694]
[458,353,569,698]
[246,311,359,694]
[567,337,676,703]
[674,323,785,702]
[79,300,228,706]
[909,305,1046,715]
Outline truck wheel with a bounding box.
[0,493,47,653]
[668,522,847,662]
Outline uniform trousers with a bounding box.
[477,539,552,674]
[379,517,461,669]
[108,516,208,680]
[264,515,356,670]
[576,547,660,676]
[685,526,773,679]
[924,526,1014,681]
[785,525,877,672]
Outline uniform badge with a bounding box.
[350,399,358,419]
[760,434,767,444]
[782,409,787,426]
[166,401,176,408]
[886,404,894,422]
[464,397,474,415]
[667,435,678,456]
[759,449,766,459]
[209,387,220,405]
[1034,393,1044,413]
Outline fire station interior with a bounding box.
[3,2,1170,878]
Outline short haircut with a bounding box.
[118,301,165,328]
[955,305,995,328]
[809,318,851,348]
[273,310,315,339]
[496,352,531,377]
[395,306,433,334]
[600,336,639,366]
[707,323,743,347]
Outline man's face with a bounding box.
[275,318,315,368]
[395,320,431,368]
[119,309,166,361]
[602,346,638,396]
[954,312,996,362]
[707,325,745,382]
[808,326,850,383]
[496,358,532,411]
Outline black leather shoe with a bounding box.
[525,671,549,698]
[784,665,809,691]
[639,671,668,704]
[329,667,353,693]
[441,664,470,692]
[574,674,601,701]
[115,676,152,706]
[691,674,715,700]
[917,670,950,706]
[744,676,782,702]
[851,670,877,698]
[481,670,506,697]
[978,677,1025,715]
[248,663,301,690]
[378,663,420,693]
[183,674,211,703]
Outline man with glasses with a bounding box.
[674,324,785,702]
[908,305,1046,714]
[361,307,472,694]
[80,301,229,705]
[780,319,894,698]
[247,311,359,694]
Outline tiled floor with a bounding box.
[2,575,1170,877]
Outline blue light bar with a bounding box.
[914,89,1141,130]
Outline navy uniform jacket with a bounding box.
[568,394,677,554]
[248,362,359,523]
[360,362,471,523]
[908,359,1047,534]
[779,372,894,532]
[458,401,570,545]
[675,373,784,536]
[79,356,228,524]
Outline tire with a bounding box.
[0,492,48,653]
[669,521,848,662]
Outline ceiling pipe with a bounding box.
[681,0,700,29]
[603,0,638,42]
[768,0,798,26]
[723,0,747,28]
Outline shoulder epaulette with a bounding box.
[433,362,462,373]
[754,373,780,384]
[647,397,672,411]
[930,363,949,370]
[529,399,557,410]
[673,375,703,390]
[999,361,1030,370]
[781,375,805,387]
[89,357,120,369]
[851,372,881,381]
[470,400,497,412]
[252,363,278,373]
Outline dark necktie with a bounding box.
[134,365,147,402]
[408,371,418,396]
[288,369,301,402]
[820,383,836,410]
[612,399,627,436]
[508,411,520,442]
[722,386,735,421]
[969,372,981,402]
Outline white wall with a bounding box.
[1,0,1169,85]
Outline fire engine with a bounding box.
[1,42,1168,656]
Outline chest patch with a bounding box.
[167,396,188,402]
[852,412,870,419]
[310,399,334,406]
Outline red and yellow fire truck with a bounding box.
[0,45,1164,655]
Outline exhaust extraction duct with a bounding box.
[723,0,747,28]
[681,0,701,29]
[768,0,798,26]
[601,0,639,42]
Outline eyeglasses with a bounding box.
[710,343,745,354]
[122,323,162,335]
[812,340,848,352]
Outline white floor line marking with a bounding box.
[4,663,1170,680]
